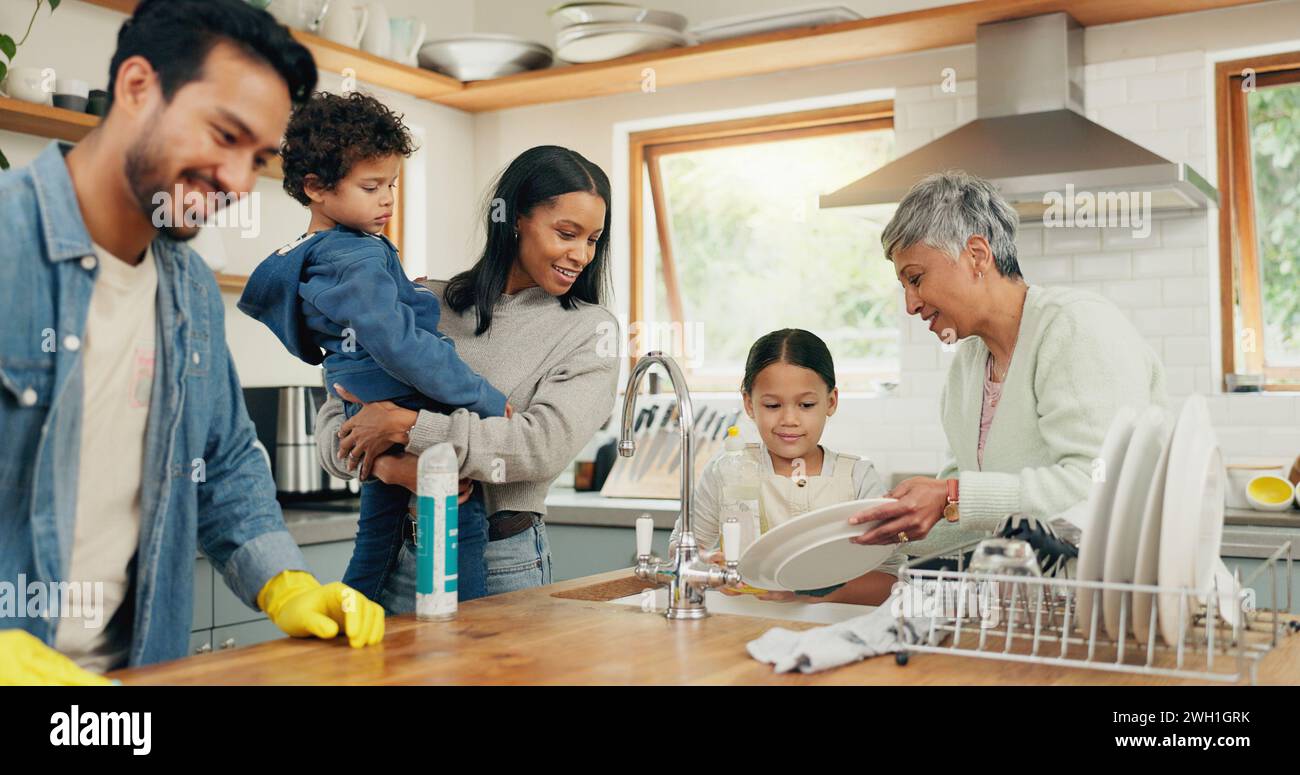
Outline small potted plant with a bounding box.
[1,0,62,170]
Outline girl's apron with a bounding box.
[736,443,860,552]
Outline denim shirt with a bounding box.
[0,141,306,668]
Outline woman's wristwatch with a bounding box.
[943,478,960,522]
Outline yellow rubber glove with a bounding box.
[257,571,384,648]
[0,630,114,686]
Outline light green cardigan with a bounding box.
[909,284,1168,558]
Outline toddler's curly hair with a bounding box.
[281,91,416,206]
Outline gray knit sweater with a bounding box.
[315,280,621,516]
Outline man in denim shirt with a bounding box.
[0,0,384,684]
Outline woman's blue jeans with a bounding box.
[343,479,489,610]
[378,512,552,615]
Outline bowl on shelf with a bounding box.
[53,78,90,113]
[555,21,691,63]
[417,35,553,82]
[689,4,861,42]
[2,66,55,105]
[1226,459,1288,509]
[1245,474,1297,512]
[548,3,688,33]
[1224,372,1265,392]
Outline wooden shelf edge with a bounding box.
[0,96,98,142]
[289,29,462,100]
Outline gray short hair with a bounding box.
[881,171,1022,279]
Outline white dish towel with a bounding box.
[747,593,932,674]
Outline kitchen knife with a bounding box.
[640,399,678,476]
[668,407,712,475]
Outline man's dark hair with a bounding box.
[107,0,317,110]
[280,91,416,206]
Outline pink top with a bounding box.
[977,352,1003,469]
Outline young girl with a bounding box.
[670,328,902,605]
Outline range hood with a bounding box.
[820,13,1218,218]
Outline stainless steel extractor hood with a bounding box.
[820,13,1218,218]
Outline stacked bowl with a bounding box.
[549,2,692,63]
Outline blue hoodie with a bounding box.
[238,225,506,418]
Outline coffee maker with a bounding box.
[242,385,360,502]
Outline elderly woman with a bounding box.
[849,171,1167,557]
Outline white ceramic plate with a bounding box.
[690,4,861,42]
[549,3,688,32]
[737,498,896,591]
[1101,406,1167,640]
[1209,558,1244,629]
[1132,420,1175,647]
[1074,405,1138,633]
[1157,395,1226,647]
[556,22,690,63]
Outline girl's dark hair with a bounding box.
[445,146,612,334]
[742,329,837,394]
[108,0,317,110]
[280,91,416,206]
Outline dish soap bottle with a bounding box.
[718,426,761,557]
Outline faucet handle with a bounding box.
[636,514,654,557]
[722,519,740,566]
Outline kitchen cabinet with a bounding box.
[547,523,672,582]
[192,557,213,633]
[211,620,286,654]
[1221,525,1300,613]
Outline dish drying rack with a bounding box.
[895,538,1295,685]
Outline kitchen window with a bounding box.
[628,102,896,392]
[1216,52,1300,391]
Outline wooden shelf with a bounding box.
[438,0,1269,112]
[0,96,284,177]
[81,0,1268,113]
[288,28,462,100]
[0,95,98,142]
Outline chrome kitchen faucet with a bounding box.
[618,351,741,619]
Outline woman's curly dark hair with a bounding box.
[280,91,416,206]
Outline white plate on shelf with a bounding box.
[1132,421,1176,647]
[690,4,861,42]
[1074,406,1138,633]
[556,22,691,63]
[549,3,688,32]
[1101,405,1167,640]
[1157,394,1226,647]
[737,498,896,591]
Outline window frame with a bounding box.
[1215,52,1300,392]
[626,101,895,384]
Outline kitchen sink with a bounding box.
[608,587,873,625]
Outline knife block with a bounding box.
[600,429,726,499]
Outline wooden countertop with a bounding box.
[108,570,1300,685]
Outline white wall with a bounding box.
[464,0,1300,478]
